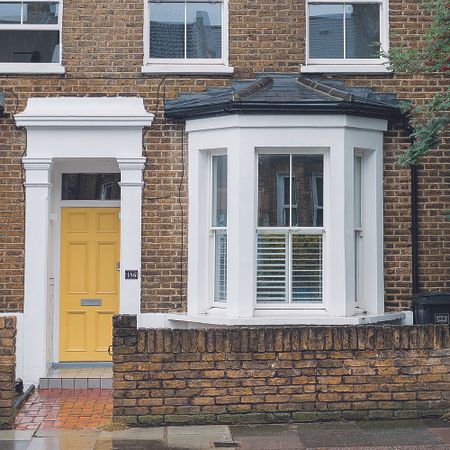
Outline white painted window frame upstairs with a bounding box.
[0,0,64,73]
[142,0,233,74]
[302,0,390,74]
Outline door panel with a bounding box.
[60,208,120,362]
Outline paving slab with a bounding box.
[0,442,30,450]
[26,436,97,450]
[33,429,101,438]
[429,427,450,444]
[99,427,165,441]
[0,430,34,440]
[293,422,360,432]
[93,439,191,450]
[167,426,234,449]
[168,425,230,435]
[356,419,424,431]
[233,433,303,449]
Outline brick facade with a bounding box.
[0,0,448,313]
[112,315,450,426]
[0,316,16,429]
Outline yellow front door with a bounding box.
[60,208,120,362]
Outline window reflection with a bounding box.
[62,174,120,200]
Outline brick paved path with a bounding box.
[15,389,112,430]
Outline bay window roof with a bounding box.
[165,74,401,120]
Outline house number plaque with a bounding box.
[125,270,139,280]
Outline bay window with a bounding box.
[0,0,63,73]
[183,114,388,325]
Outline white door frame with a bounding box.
[16,97,154,384]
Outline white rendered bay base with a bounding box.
[137,311,410,328]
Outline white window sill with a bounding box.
[301,64,391,75]
[162,311,407,327]
[142,64,234,75]
[0,63,65,74]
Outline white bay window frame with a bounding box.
[142,0,233,74]
[302,0,390,74]
[0,0,64,74]
[184,114,387,325]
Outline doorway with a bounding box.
[59,207,120,361]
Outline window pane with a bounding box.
[0,3,21,24]
[292,155,323,227]
[0,30,59,62]
[257,233,287,302]
[292,234,323,302]
[186,2,222,59]
[309,4,344,58]
[149,2,185,58]
[258,155,289,227]
[354,155,362,228]
[23,2,58,24]
[345,4,380,58]
[214,230,227,302]
[61,174,120,200]
[212,155,227,227]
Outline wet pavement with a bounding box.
[0,420,449,449]
[14,389,112,430]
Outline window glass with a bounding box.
[309,2,380,59]
[0,3,21,24]
[291,234,323,302]
[211,155,227,303]
[186,2,221,59]
[149,2,185,59]
[0,1,61,64]
[212,155,227,227]
[257,153,324,304]
[309,4,344,59]
[292,155,323,227]
[354,155,362,228]
[345,4,380,58]
[258,155,290,227]
[214,230,227,302]
[61,174,120,200]
[23,2,58,24]
[0,30,59,62]
[149,1,222,60]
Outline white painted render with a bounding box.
[15,97,154,385]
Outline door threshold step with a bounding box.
[39,377,112,389]
[39,363,113,389]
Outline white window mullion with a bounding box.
[184,1,187,59]
[343,3,346,59]
[287,230,292,303]
[289,154,292,228]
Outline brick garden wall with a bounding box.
[112,315,450,426]
[0,0,448,313]
[0,316,16,429]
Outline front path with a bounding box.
[14,389,112,431]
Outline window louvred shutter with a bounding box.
[257,233,287,302]
[291,234,323,302]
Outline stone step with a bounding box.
[39,363,113,389]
